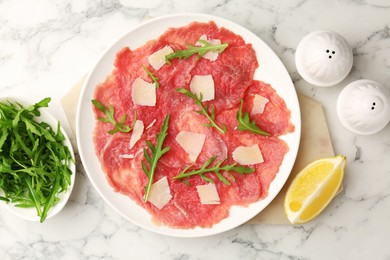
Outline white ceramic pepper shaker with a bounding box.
[337,79,390,135]
[295,31,353,87]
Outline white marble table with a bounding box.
[1,0,389,259]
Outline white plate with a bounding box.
[77,13,301,237]
[0,97,76,222]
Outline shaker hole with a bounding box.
[329,56,332,59]
[326,50,330,53]
[332,51,336,54]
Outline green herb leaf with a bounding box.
[173,156,255,185]
[142,115,171,202]
[26,97,51,116]
[91,99,136,135]
[0,129,8,152]
[176,88,227,134]
[0,98,74,222]
[24,176,42,217]
[142,65,160,88]
[165,40,228,64]
[236,99,270,136]
[40,174,60,223]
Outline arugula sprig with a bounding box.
[92,99,136,135]
[173,156,254,185]
[165,40,228,64]
[142,114,170,202]
[142,65,160,88]
[177,88,227,134]
[0,98,74,222]
[236,99,270,136]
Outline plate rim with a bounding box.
[76,13,301,237]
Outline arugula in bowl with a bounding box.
[0,97,75,222]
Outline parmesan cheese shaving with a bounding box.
[148,46,174,70]
[146,119,156,130]
[175,131,206,162]
[196,183,220,205]
[129,120,144,149]
[190,75,215,101]
[251,94,269,115]
[232,144,264,165]
[119,154,135,159]
[131,78,156,106]
[147,176,172,210]
[197,35,222,61]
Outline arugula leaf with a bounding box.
[176,88,227,134]
[142,65,160,88]
[165,40,228,64]
[173,156,254,185]
[40,174,60,222]
[0,129,8,152]
[236,99,270,136]
[0,98,74,222]
[142,115,170,202]
[91,99,136,135]
[26,97,51,116]
[24,176,42,217]
[21,117,41,136]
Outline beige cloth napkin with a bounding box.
[61,78,334,225]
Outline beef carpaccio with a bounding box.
[92,21,294,229]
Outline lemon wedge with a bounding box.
[284,155,346,224]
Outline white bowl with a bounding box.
[0,97,76,221]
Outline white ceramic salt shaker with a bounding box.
[295,31,353,87]
[337,79,390,135]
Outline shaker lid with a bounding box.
[295,31,353,87]
[337,79,390,135]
